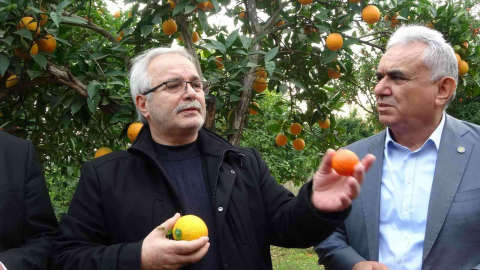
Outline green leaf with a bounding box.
[230,94,240,102]
[289,80,305,90]
[337,25,353,32]
[279,84,288,95]
[105,70,128,77]
[172,0,190,16]
[87,80,101,99]
[264,47,279,63]
[247,62,259,68]
[239,35,252,49]
[50,11,60,27]
[198,10,210,31]
[248,50,267,55]
[174,228,182,240]
[0,54,9,77]
[265,61,275,76]
[232,49,247,55]
[61,16,87,25]
[228,81,242,87]
[87,95,101,113]
[210,40,226,53]
[185,5,197,14]
[14,28,33,40]
[267,123,280,133]
[54,37,71,46]
[0,36,14,45]
[56,0,71,13]
[141,25,154,37]
[71,99,83,115]
[27,69,42,80]
[323,50,338,64]
[32,54,47,69]
[343,38,359,47]
[225,29,239,48]
[119,19,134,33]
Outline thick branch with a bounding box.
[262,0,292,31]
[61,12,119,44]
[343,34,385,51]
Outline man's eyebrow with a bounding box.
[375,69,407,79]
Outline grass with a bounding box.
[271,246,324,270]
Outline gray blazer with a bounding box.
[315,115,480,270]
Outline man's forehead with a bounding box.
[148,53,199,76]
[379,43,427,70]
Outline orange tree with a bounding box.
[0,0,478,214]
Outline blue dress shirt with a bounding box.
[379,113,446,270]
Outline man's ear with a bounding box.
[435,77,456,107]
[135,95,149,120]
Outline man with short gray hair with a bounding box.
[53,47,376,270]
[315,25,480,270]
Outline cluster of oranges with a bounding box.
[253,67,268,93]
[275,118,331,151]
[456,51,469,76]
[94,122,143,159]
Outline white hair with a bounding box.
[129,47,195,124]
[386,25,458,107]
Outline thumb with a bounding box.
[156,213,181,236]
[318,149,335,175]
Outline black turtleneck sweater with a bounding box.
[154,140,221,270]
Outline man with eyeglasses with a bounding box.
[53,47,375,270]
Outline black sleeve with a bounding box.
[52,161,143,270]
[251,148,350,248]
[0,141,58,270]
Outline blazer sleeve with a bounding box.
[0,141,58,270]
[314,222,366,270]
[251,148,350,248]
[471,263,480,270]
[52,161,143,270]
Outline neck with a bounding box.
[389,112,443,152]
[149,127,199,146]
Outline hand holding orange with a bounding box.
[331,149,359,176]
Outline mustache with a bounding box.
[174,100,203,114]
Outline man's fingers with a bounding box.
[172,236,210,255]
[318,149,335,174]
[156,213,181,235]
[179,241,210,264]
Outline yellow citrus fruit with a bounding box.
[39,10,48,26]
[326,33,343,51]
[276,134,288,146]
[14,43,38,59]
[173,215,208,241]
[6,75,19,88]
[303,25,317,34]
[19,17,37,31]
[293,138,305,151]
[167,0,176,11]
[114,11,121,18]
[318,118,330,129]
[275,18,285,27]
[455,53,461,62]
[127,122,143,142]
[290,123,302,135]
[253,77,267,93]
[250,102,259,115]
[192,31,200,43]
[298,0,313,5]
[362,5,381,24]
[37,34,57,53]
[162,19,178,36]
[117,36,122,41]
[195,1,209,11]
[426,21,434,29]
[255,68,268,78]
[327,65,341,80]
[462,41,468,49]
[349,0,360,3]
[215,57,224,69]
[206,1,214,10]
[458,60,469,76]
[239,11,247,18]
[94,147,112,158]
[331,149,359,176]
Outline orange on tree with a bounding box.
[167,0,176,11]
[18,17,37,30]
[349,0,360,3]
[206,1,214,10]
[318,118,330,129]
[293,138,305,151]
[6,75,19,88]
[253,77,267,93]
[455,53,461,62]
[298,0,313,5]
[192,31,200,43]
[327,65,341,79]
[127,122,144,142]
[462,41,468,49]
[238,11,247,18]
[215,57,224,69]
[162,19,178,36]
[458,60,469,76]
[37,34,57,53]
[195,1,209,11]
[94,147,112,158]
[250,102,259,115]
[116,36,122,41]
[426,21,434,29]
[275,17,285,27]
[362,5,381,24]
[173,215,208,241]
[331,149,359,176]
[326,33,343,51]
[275,134,288,146]
[14,43,38,60]
[255,67,267,78]
[39,9,48,26]
[290,123,302,135]
[113,11,121,18]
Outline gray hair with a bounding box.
[387,25,458,108]
[129,47,195,124]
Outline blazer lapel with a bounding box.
[362,131,386,261]
[422,115,473,261]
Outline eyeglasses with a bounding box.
[143,80,210,95]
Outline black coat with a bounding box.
[0,132,58,269]
[53,125,349,270]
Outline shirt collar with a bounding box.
[384,111,446,151]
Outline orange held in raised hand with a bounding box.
[173,215,208,241]
[276,134,288,146]
[127,122,143,142]
[331,149,359,176]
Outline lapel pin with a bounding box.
[457,146,465,154]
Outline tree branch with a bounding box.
[343,34,386,51]
[61,12,120,44]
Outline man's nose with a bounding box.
[373,78,392,97]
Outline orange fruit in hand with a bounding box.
[326,33,343,51]
[276,134,288,146]
[162,19,178,36]
[331,149,359,176]
[293,138,305,151]
[94,147,112,158]
[37,34,57,53]
[318,118,330,129]
[127,122,143,142]
[173,215,208,241]
[253,77,267,93]
[290,123,302,135]
[362,5,381,24]
[458,60,469,76]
